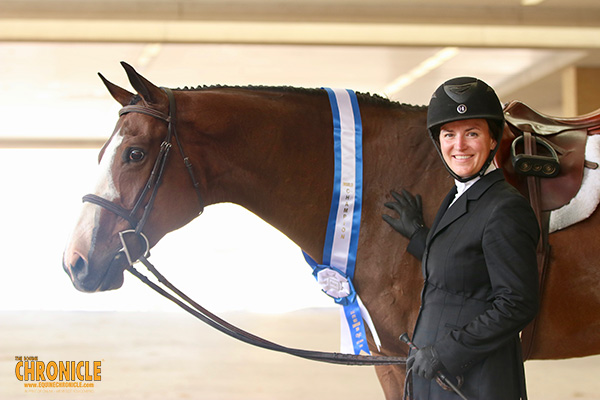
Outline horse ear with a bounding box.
[98,73,134,107]
[120,61,166,106]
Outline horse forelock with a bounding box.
[129,94,142,105]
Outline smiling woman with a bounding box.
[0,148,328,313]
[438,119,497,179]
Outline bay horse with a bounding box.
[63,62,600,399]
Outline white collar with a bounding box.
[449,164,497,208]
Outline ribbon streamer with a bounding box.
[303,88,381,355]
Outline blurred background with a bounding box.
[1,1,599,398]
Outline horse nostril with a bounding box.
[67,252,89,278]
[72,256,88,274]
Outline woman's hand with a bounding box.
[407,346,444,380]
[383,189,425,239]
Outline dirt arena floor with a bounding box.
[2,310,599,399]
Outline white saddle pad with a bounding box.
[550,134,600,233]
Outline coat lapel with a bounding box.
[429,186,457,238]
[429,169,505,241]
[433,191,468,236]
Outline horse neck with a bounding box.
[179,88,334,260]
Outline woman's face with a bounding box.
[439,118,497,179]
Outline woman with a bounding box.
[383,77,540,399]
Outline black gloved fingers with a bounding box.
[382,214,403,233]
[383,201,396,210]
[390,190,410,208]
[382,214,395,225]
[384,189,426,239]
[411,346,444,381]
[384,200,403,214]
[400,189,422,212]
[415,193,423,213]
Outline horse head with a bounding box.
[63,62,204,292]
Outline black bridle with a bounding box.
[83,88,407,367]
[83,88,204,264]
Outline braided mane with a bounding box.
[175,84,425,110]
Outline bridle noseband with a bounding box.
[83,87,204,265]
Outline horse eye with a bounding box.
[127,148,145,162]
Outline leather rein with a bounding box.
[83,88,407,367]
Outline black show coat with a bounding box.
[407,169,539,400]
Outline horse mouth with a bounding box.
[63,251,128,293]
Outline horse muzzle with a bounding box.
[62,247,129,292]
[63,227,153,292]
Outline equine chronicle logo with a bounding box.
[14,355,101,393]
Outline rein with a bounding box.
[84,88,407,367]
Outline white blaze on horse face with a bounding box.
[95,132,124,201]
[63,132,124,265]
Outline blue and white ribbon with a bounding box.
[303,88,381,355]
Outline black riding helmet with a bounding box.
[427,77,505,182]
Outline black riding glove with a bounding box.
[407,346,444,380]
[383,189,425,239]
